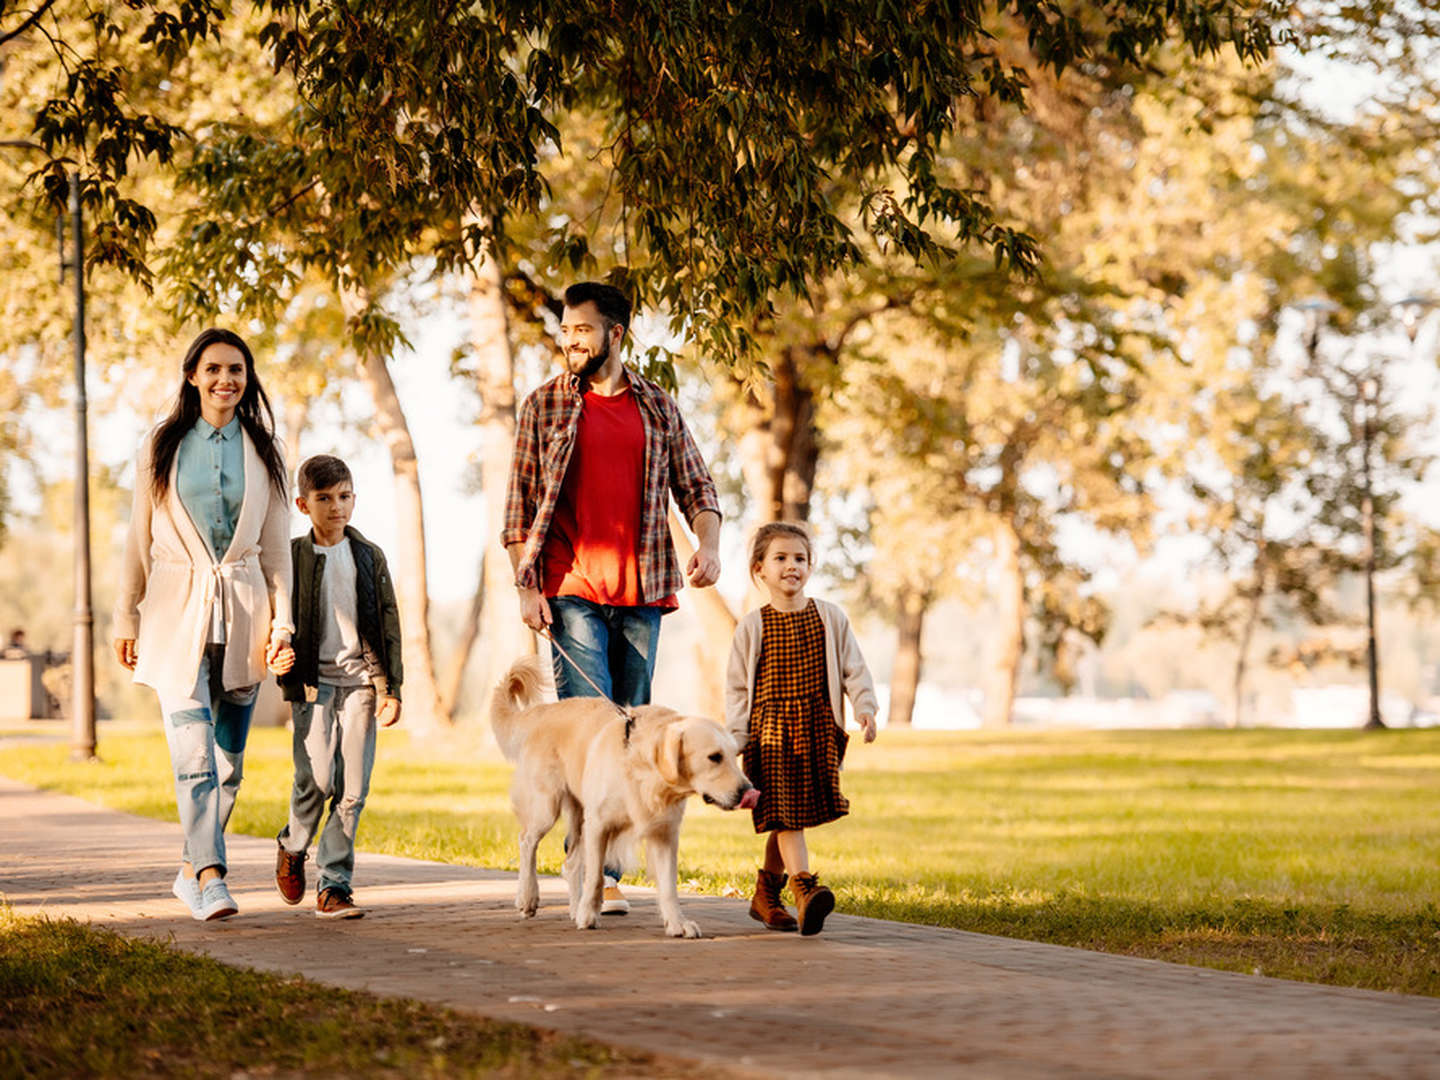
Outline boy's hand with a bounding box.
[113,638,137,670]
[267,640,295,675]
[378,695,402,727]
[858,714,877,743]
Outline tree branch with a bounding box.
[0,139,48,155]
[267,179,320,217]
[502,268,563,321]
[0,0,57,47]
[827,292,916,353]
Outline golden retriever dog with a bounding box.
[490,657,757,938]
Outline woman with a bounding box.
[113,328,295,921]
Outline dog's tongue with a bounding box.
[739,787,761,810]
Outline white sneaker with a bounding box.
[171,868,202,918]
[601,875,630,915]
[196,879,239,921]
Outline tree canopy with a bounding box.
[6,0,1286,356]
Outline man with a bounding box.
[502,281,722,914]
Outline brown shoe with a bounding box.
[789,872,835,936]
[275,840,306,906]
[316,887,365,920]
[748,868,798,932]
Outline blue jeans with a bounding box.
[156,644,258,876]
[547,596,663,707]
[548,596,663,881]
[279,682,377,896]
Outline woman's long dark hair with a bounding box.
[149,328,287,501]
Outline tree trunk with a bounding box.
[669,508,736,718]
[1359,403,1385,729]
[983,517,1024,729]
[887,585,928,727]
[466,255,534,715]
[282,397,309,483]
[773,345,820,522]
[438,549,486,721]
[736,344,823,526]
[354,347,446,730]
[1232,565,1265,729]
[734,343,824,610]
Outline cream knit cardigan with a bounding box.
[724,597,878,744]
[113,426,293,697]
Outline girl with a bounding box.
[725,522,878,936]
[113,328,295,921]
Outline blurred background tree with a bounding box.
[9,1,1440,733]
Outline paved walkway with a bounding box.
[2,775,1438,1079]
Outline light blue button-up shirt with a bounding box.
[177,416,245,562]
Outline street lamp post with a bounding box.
[2,142,98,758]
[63,171,98,762]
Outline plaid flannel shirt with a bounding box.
[502,368,721,605]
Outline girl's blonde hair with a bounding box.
[749,521,814,574]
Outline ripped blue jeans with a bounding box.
[156,644,258,876]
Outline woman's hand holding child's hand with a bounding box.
[378,695,402,727]
[266,639,295,675]
[858,714,877,743]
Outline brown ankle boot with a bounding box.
[748,868,798,932]
[789,871,835,936]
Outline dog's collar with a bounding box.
[622,710,636,746]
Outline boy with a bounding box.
[275,454,403,919]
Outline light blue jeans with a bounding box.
[278,682,377,896]
[548,597,663,882]
[156,644,258,876]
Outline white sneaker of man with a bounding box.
[601,875,629,915]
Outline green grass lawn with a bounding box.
[0,909,702,1079]
[4,725,1439,995]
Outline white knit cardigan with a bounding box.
[724,597,878,744]
[113,426,293,697]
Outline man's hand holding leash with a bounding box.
[517,585,552,632]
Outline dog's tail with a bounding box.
[489,656,548,762]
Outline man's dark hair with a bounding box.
[298,454,353,497]
[563,282,632,332]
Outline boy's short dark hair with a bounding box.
[563,282,632,332]
[298,454,353,497]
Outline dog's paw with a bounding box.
[575,910,599,930]
[665,919,703,939]
[515,890,540,917]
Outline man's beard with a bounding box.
[570,335,610,379]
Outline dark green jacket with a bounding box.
[279,526,403,703]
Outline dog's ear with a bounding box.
[654,723,686,786]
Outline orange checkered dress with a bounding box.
[745,600,850,832]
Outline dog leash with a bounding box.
[537,625,637,743]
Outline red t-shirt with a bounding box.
[541,386,674,607]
